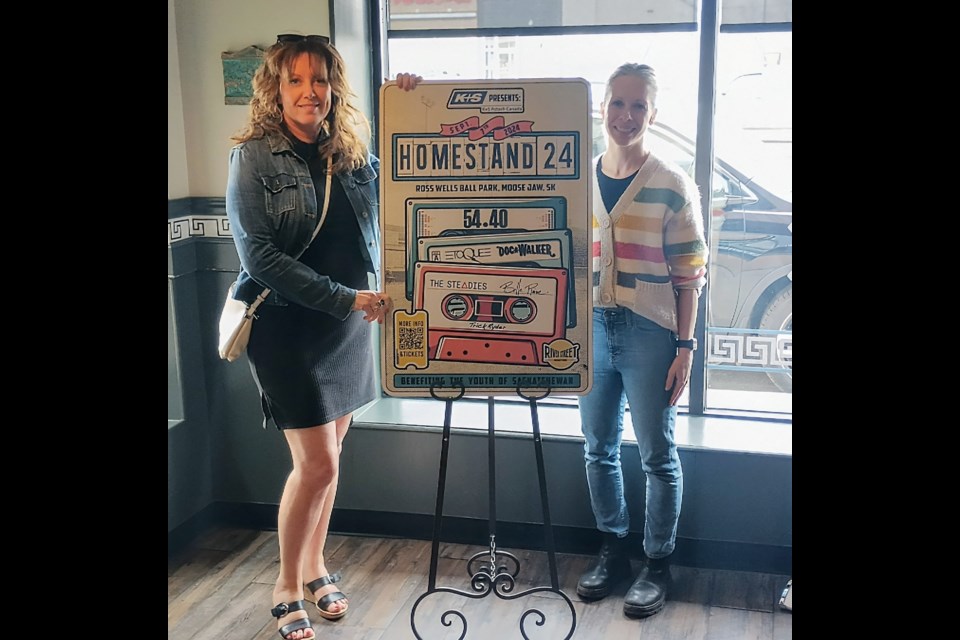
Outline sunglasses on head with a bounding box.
[276,34,331,45]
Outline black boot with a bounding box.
[623,553,672,618]
[577,532,631,600]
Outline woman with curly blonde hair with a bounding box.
[232,34,378,174]
[225,33,420,640]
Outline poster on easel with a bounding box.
[379,79,593,397]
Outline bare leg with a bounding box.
[273,421,341,639]
[302,414,352,614]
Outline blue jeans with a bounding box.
[578,307,682,559]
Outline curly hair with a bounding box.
[231,38,372,173]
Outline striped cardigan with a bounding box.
[592,152,708,332]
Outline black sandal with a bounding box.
[306,572,349,620]
[270,600,314,639]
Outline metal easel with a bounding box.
[409,384,577,639]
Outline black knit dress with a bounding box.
[247,133,377,430]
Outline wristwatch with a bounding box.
[676,338,697,351]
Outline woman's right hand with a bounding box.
[394,73,423,91]
[353,290,393,324]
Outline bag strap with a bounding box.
[312,160,334,243]
[247,158,333,315]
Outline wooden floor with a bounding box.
[168,526,792,640]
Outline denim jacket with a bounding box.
[225,132,381,321]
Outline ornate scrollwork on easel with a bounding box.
[410,384,577,639]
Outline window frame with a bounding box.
[368,0,791,422]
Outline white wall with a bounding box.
[168,0,189,199]
[170,0,331,197]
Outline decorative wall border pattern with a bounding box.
[708,330,792,371]
[168,215,232,246]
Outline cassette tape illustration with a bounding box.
[412,262,574,368]
[404,196,567,300]
[418,229,576,327]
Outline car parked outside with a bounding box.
[592,118,792,392]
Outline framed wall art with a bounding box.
[221,45,266,105]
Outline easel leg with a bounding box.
[529,396,560,590]
[427,397,455,591]
[486,396,498,568]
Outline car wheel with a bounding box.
[759,284,792,393]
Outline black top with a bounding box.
[597,154,638,212]
[285,131,368,291]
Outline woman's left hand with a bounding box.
[395,72,423,91]
[360,292,393,325]
[665,350,694,406]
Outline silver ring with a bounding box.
[377,299,385,307]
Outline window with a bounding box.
[378,0,791,421]
[710,30,792,412]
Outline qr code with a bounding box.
[398,326,424,351]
